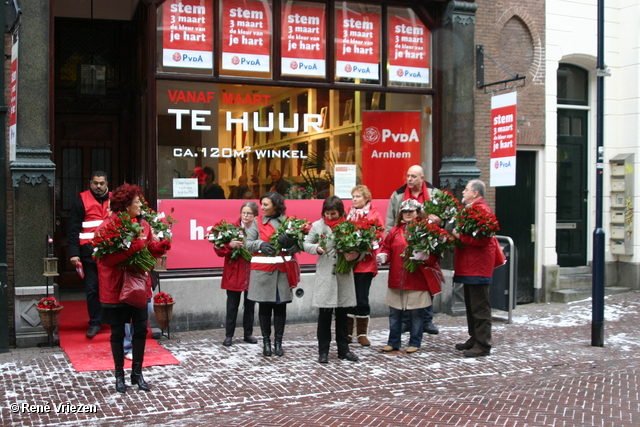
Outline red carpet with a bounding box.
[58,300,180,372]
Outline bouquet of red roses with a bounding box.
[270,216,312,253]
[423,190,462,225]
[456,204,500,239]
[402,218,456,273]
[91,212,157,273]
[206,220,253,261]
[331,218,384,274]
[141,197,178,242]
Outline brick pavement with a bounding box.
[1,292,640,426]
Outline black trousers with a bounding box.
[225,290,256,337]
[83,258,102,327]
[348,272,374,316]
[259,302,286,318]
[317,307,350,356]
[463,283,492,350]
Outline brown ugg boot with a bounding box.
[347,314,356,343]
[356,315,370,346]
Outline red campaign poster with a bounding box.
[361,111,422,200]
[388,15,430,84]
[281,2,326,77]
[221,0,272,73]
[335,6,380,80]
[162,0,214,69]
[9,37,17,161]
[490,92,517,187]
[159,198,391,269]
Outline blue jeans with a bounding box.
[388,307,424,348]
[402,306,433,330]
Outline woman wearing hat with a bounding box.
[376,199,443,354]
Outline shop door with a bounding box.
[496,151,536,303]
[556,109,588,266]
[54,114,120,289]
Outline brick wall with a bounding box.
[474,0,546,203]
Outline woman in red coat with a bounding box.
[376,199,443,354]
[346,185,384,346]
[214,201,259,346]
[96,184,170,393]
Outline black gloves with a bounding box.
[277,232,295,249]
[260,241,276,256]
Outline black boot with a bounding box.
[110,341,127,393]
[259,315,272,357]
[130,338,151,391]
[273,315,286,357]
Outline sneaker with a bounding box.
[463,345,491,358]
[406,346,420,353]
[124,352,133,360]
[381,345,399,352]
[424,322,439,335]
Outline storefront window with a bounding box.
[155,1,433,88]
[157,80,432,201]
[387,6,432,89]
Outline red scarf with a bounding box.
[403,181,430,203]
[324,218,342,230]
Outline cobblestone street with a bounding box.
[2,292,639,426]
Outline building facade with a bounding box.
[6,0,635,348]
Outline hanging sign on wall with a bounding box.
[162,0,214,69]
[221,0,272,73]
[490,92,518,187]
[335,7,380,80]
[388,15,430,84]
[281,2,326,77]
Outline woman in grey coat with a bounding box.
[245,192,299,357]
[303,196,360,363]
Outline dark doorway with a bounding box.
[556,109,588,266]
[496,150,536,303]
[54,114,121,288]
[53,17,138,289]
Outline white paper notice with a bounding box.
[173,178,199,198]
[334,164,357,199]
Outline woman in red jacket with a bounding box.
[96,184,170,393]
[376,199,443,354]
[214,201,259,346]
[346,185,384,346]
